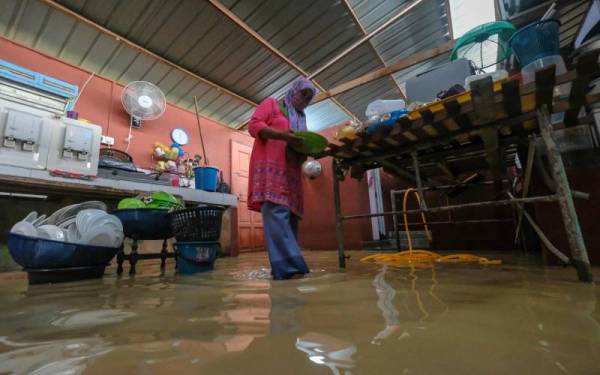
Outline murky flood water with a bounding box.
[0,251,599,375]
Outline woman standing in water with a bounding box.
[247,77,316,280]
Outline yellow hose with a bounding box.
[361,188,501,267]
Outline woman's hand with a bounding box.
[259,128,304,145]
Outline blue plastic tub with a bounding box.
[111,208,173,240]
[509,19,561,66]
[194,166,219,192]
[174,241,219,275]
[7,233,120,269]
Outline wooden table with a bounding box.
[319,50,600,282]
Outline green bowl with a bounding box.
[118,198,146,209]
[289,131,328,156]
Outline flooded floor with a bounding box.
[0,251,599,375]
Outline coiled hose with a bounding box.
[361,188,501,267]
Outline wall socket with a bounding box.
[100,135,114,146]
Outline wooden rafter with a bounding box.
[206,0,358,125]
[340,0,407,99]
[313,40,455,103]
[39,0,258,108]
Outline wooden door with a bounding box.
[231,141,264,253]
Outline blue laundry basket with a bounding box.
[194,166,219,192]
[174,241,219,274]
[509,19,561,66]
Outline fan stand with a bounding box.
[131,116,142,129]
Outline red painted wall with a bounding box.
[300,126,372,250]
[0,36,237,174]
[1,38,371,252]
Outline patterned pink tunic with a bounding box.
[247,97,304,217]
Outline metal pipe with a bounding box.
[537,106,592,282]
[332,161,346,268]
[341,195,560,220]
[404,219,513,225]
[390,180,510,194]
[308,0,425,79]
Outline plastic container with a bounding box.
[194,166,219,192]
[111,208,173,240]
[366,109,409,135]
[7,232,119,271]
[174,241,219,274]
[509,19,561,67]
[365,100,406,122]
[520,55,566,84]
[465,70,508,90]
[169,206,224,242]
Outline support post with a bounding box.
[412,152,431,243]
[537,106,592,282]
[514,137,536,245]
[411,152,427,210]
[391,190,400,250]
[333,160,346,269]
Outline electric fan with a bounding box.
[121,81,166,128]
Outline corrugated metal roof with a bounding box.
[0,0,460,130]
[0,0,258,128]
[350,0,451,96]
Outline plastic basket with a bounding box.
[111,208,173,240]
[509,19,561,67]
[174,241,219,274]
[169,206,224,242]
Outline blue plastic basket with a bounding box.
[509,19,561,66]
[7,233,120,269]
[111,208,173,240]
[194,166,219,192]
[174,241,219,275]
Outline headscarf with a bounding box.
[283,77,316,131]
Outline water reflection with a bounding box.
[0,251,599,374]
[296,332,356,375]
[0,337,112,375]
[371,265,449,344]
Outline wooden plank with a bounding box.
[471,76,496,124]
[501,79,522,117]
[534,66,557,112]
[313,40,455,103]
[565,49,600,126]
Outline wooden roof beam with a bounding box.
[313,40,455,103]
[207,0,358,124]
[39,0,258,108]
[341,0,407,100]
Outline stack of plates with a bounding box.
[10,203,124,248]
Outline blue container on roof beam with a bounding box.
[509,19,561,67]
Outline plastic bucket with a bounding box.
[174,241,219,275]
[194,166,219,192]
[509,19,560,66]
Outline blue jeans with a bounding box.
[261,202,309,280]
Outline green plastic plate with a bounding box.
[289,131,327,155]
